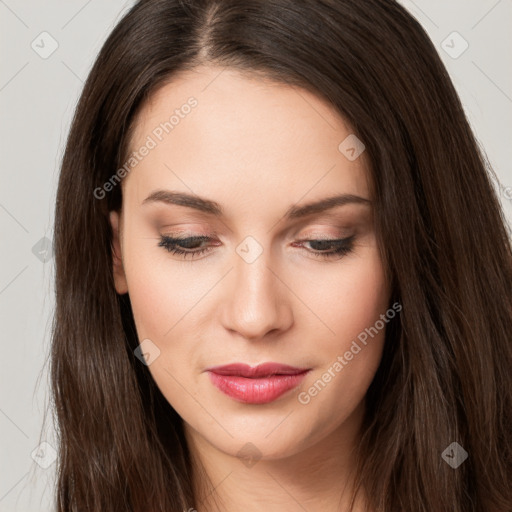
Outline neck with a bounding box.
[184,400,369,512]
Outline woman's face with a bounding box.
[110,65,390,461]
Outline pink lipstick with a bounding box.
[205,362,310,404]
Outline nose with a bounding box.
[219,244,293,341]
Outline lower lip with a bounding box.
[207,371,309,404]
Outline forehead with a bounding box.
[123,65,371,214]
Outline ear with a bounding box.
[109,210,129,295]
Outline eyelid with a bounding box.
[154,211,365,233]
[159,222,355,242]
[297,228,352,238]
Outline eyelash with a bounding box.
[157,234,356,261]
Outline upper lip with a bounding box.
[205,362,310,378]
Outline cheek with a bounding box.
[123,264,169,338]
[295,246,389,408]
[123,243,202,339]
[295,244,389,344]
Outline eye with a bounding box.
[158,234,356,261]
[158,235,215,259]
[293,235,356,260]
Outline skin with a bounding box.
[110,65,389,512]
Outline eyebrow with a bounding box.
[142,190,372,219]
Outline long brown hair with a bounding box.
[49,0,512,510]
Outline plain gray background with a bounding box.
[1,1,511,510]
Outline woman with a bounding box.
[50,0,512,510]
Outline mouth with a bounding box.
[205,362,311,404]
